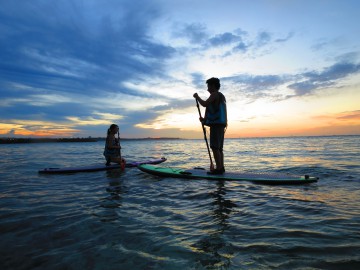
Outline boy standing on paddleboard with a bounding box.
[193,77,227,175]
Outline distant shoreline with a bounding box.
[0,135,358,144]
[0,137,181,144]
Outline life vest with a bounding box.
[204,92,227,127]
[103,137,119,158]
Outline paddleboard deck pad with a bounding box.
[138,164,318,184]
[39,157,166,174]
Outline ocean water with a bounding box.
[0,136,359,270]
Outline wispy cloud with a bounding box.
[0,0,175,98]
[208,32,243,47]
[255,31,272,47]
[313,110,360,122]
[0,0,178,136]
[224,74,285,92]
[337,110,360,121]
[221,59,360,103]
[275,32,294,43]
[288,62,360,96]
[173,23,291,57]
[176,23,209,44]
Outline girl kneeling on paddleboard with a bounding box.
[103,124,126,169]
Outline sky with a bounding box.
[1,0,359,139]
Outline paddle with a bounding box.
[195,98,214,171]
[117,129,125,170]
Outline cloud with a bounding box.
[172,24,291,57]
[255,31,272,47]
[224,74,285,92]
[175,23,209,44]
[288,62,360,95]
[229,29,293,55]
[0,0,179,135]
[233,41,249,52]
[310,37,344,52]
[314,110,360,122]
[337,110,360,121]
[208,32,250,53]
[208,32,242,47]
[335,52,360,63]
[0,119,81,137]
[221,59,360,103]
[275,32,294,43]
[191,73,206,89]
[0,0,175,99]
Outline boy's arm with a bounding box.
[194,92,217,107]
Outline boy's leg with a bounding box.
[212,148,222,169]
[210,126,225,171]
[219,149,224,170]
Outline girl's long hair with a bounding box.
[107,124,118,136]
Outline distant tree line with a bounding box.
[0,137,98,144]
[0,137,180,144]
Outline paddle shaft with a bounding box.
[195,99,214,170]
[117,130,121,161]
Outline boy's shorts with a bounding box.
[210,125,225,150]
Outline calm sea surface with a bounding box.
[1,136,359,269]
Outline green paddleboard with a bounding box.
[138,164,318,185]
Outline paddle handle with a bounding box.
[195,99,214,170]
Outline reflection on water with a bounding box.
[193,180,237,268]
[93,170,125,221]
